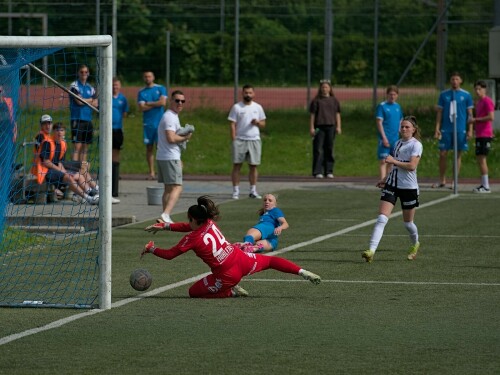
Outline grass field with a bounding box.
[0,187,499,374]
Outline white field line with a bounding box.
[245,279,500,287]
[0,194,459,347]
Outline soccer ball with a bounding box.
[129,268,153,291]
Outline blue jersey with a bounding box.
[375,101,403,144]
[437,88,473,132]
[258,207,285,229]
[112,93,129,130]
[137,84,167,127]
[69,80,96,121]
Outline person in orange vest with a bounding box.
[32,114,99,205]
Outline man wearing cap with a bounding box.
[32,114,99,205]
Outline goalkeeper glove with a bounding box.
[141,241,156,259]
[144,222,170,234]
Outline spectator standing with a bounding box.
[111,77,129,199]
[309,79,342,179]
[137,71,167,180]
[228,84,266,199]
[155,90,192,224]
[375,85,403,187]
[433,72,473,188]
[69,64,98,162]
[470,80,495,193]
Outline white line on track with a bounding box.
[0,194,459,347]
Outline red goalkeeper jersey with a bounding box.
[153,220,239,271]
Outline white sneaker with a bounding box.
[232,192,239,200]
[111,197,120,204]
[472,185,491,194]
[315,174,324,179]
[87,195,99,205]
[158,212,173,224]
[326,174,334,178]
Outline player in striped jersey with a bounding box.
[363,116,423,263]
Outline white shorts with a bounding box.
[232,139,261,165]
[157,160,182,185]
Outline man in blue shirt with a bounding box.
[137,71,167,180]
[433,72,473,188]
[111,77,129,200]
[69,64,98,162]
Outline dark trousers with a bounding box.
[312,125,336,176]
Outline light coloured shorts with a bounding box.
[157,160,182,185]
[232,139,261,165]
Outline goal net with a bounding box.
[0,36,112,309]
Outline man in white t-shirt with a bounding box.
[156,90,192,224]
[228,84,266,199]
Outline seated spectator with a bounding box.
[32,114,98,205]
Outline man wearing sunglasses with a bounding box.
[155,91,192,224]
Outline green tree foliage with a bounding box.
[0,0,494,86]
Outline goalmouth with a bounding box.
[0,36,112,310]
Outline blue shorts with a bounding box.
[45,169,68,189]
[143,124,158,145]
[438,130,468,151]
[377,138,397,160]
[253,223,279,250]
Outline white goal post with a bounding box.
[0,35,113,310]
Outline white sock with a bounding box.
[481,174,489,189]
[250,185,257,194]
[233,186,240,194]
[368,214,389,252]
[404,221,419,245]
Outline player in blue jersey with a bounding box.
[375,85,403,187]
[111,77,129,200]
[433,72,473,188]
[238,193,289,253]
[137,71,167,180]
[69,64,98,162]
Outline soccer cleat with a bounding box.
[249,193,262,199]
[407,242,420,260]
[300,270,321,285]
[238,242,253,252]
[362,250,375,263]
[232,192,239,200]
[231,284,249,297]
[472,185,491,194]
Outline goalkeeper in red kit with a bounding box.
[142,195,321,298]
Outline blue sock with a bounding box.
[243,235,255,245]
